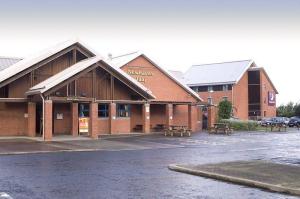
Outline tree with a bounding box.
[218,100,232,120]
[276,102,295,117]
[295,104,300,116]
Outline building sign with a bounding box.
[268,91,276,106]
[127,69,153,83]
[56,113,63,120]
[79,117,89,134]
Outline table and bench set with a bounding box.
[132,124,192,137]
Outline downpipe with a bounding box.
[40,94,45,141]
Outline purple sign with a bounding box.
[268,91,276,106]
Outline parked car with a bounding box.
[260,117,273,126]
[261,117,288,126]
[272,117,289,125]
[288,116,300,127]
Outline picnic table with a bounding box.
[266,123,287,132]
[210,123,232,135]
[164,125,191,137]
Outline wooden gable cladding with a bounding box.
[121,55,197,102]
[47,65,142,101]
[0,44,93,98]
[34,52,73,85]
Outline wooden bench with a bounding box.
[210,123,232,135]
[133,124,143,132]
[153,124,165,132]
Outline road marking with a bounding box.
[0,192,13,199]
[229,147,270,152]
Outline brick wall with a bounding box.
[97,118,109,134]
[0,102,27,136]
[260,70,277,117]
[121,56,197,102]
[233,72,249,120]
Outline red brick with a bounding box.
[71,103,78,136]
[27,102,36,137]
[44,100,53,141]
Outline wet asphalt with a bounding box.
[0,129,300,199]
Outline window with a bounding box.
[208,97,213,105]
[228,84,232,90]
[117,104,131,117]
[79,103,89,117]
[213,85,223,91]
[98,104,109,118]
[208,86,213,92]
[191,86,198,92]
[198,86,208,92]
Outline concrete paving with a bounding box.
[0,128,300,198]
[0,134,181,155]
[169,160,300,196]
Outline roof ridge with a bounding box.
[0,56,23,60]
[112,51,140,59]
[192,59,253,67]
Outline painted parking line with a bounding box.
[0,192,13,199]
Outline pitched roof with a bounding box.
[0,39,96,85]
[26,56,156,99]
[184,60,255,86]
[168,70,185,82]
[0,57,22,71]
[109,52,202,101]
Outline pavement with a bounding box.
[0,128,299,199]
[169,160,300,196]
[0,134,182,155]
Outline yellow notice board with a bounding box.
[79,117,89,134]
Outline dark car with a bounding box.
[260,117,273,126]
[271,117,288,125]
[288,116,300,127]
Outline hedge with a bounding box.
[220,119,259,131]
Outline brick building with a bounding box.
[178,60,278,120]
[0,40,203,140]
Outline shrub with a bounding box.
[220,119,259,131]
[218,100,232,120]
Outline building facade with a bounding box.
[181,60,278,120]
[0,40,203,140]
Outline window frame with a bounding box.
[98,104,109,118]
[116,104,131,118]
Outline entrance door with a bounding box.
[202,106,208,130]
[36,103,43,136]
[78,103,90,135]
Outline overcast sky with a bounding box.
[0,0,299,105]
